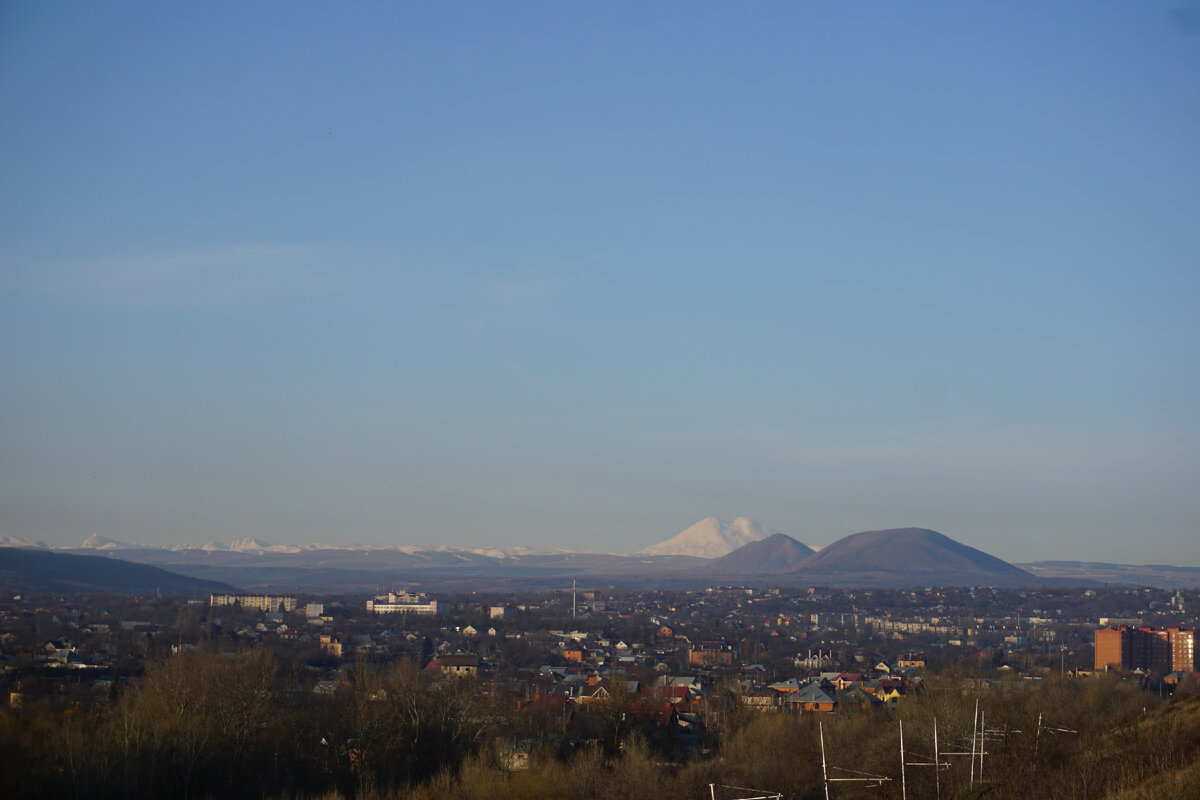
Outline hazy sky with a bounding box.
[2,2,1198,563]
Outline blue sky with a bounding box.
[1,2,1198,563]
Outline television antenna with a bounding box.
[1033,712,1077,754]
[940,700,1017,788]
[899,718,950,800]
[706,783,781,800]
[939,700,990,788]
[820,721,891,798]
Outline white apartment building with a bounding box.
[365,590,439,615]
[210,594,298,612]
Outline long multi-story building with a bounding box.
[210,594,298,612]
[1094,625,1196,674]
[365,590,439,615]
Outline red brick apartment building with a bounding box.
[688,642,734,667]
[1094,626,1196,674]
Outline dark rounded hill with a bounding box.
[0,547,236,595]
[786,527,1039,588]
[708,533,815,575]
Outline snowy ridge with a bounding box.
[638,516,780,558]
[13,528,692,559]
[45,536,593,558]
[0,535,49,549]
[82,534,134,549]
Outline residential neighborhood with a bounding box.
[4,584,1196,716]
[1,581,1198,799]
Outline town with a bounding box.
[2,582,1197,799]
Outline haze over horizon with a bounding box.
[2,3,1198,565]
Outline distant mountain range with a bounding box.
[1016,560,1200,589]
[5,518,1199,592]
[0,533,583,559]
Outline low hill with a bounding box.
[0,547,237,594]
[1018,560,1200,588]
[786,527,1039,587]
[707,533,815,575]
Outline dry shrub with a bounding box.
[718,712,822,796]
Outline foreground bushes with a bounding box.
[399,676,1200,800]
[4,655,1198,800]
[2,651,494,800]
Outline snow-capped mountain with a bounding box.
[191,537,303,553]
[12,524,762,563]
[80,533,136,549]
[0,535,48,549]
[49,536,589,559]
[638,516,780,559]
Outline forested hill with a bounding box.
[0,547,236,594]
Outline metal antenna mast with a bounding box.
[707,784,781,800]
[901,717,948,800]
[934,717,941,800]
[970,699,979,788]
[978,709,989,783]
[820,720,831,800]
[820,721,890,797]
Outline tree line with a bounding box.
[2,650,1198,800]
